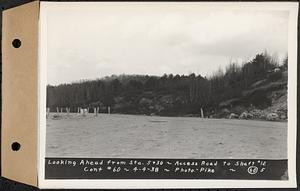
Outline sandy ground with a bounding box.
[46,113,287,159]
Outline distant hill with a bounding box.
[47,52,288,121]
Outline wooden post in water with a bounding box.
[200,108,204,118]
[108,106,111,114]
[56,107,59,114]
[94,107,97,116]
[60,108,63,113]
[97,107,100,115]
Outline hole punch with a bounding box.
[11,142,21,151]
[12,39,21,48]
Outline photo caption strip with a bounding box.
[45,158,287,180]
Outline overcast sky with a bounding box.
[43,3,289,85]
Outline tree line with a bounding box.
[47,52,287,115]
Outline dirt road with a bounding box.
[46,113,287,159]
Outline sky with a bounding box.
[43,3,289,85]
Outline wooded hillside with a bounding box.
[47,52,287,120]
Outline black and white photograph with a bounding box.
[38,1,298,189]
